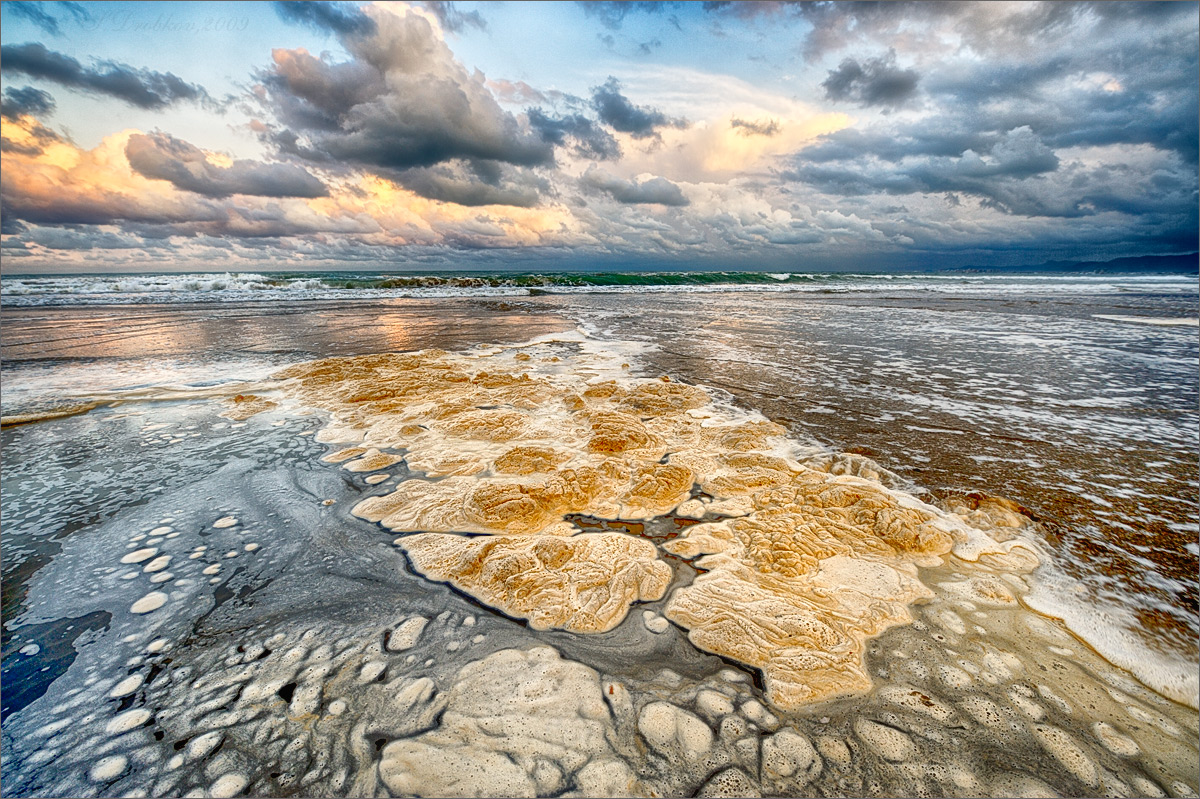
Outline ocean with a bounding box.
[1,270,1197,798]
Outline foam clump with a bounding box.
[637,701,713,760]
[387,616,429,651]
[268,341,1045,708]
[378,646,634,798]
[219,394,277,421]
[401,533,671,633]
[663,476,956,708]
[761,728,820,783]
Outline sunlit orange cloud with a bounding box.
[0,118,214,226]
[1,116,592,250]
[311,174,594,249]
[598,68,852,182]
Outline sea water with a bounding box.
[1,271,1196,798]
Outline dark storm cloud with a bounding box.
[730,117,780,137]
[799,125,994,165]
[920,43,1199,164]
[822,50,919,108]
[421,1,487,33]
[781,0,1198,257]
[394,160,545,207]
[272,1,376,36]
[528,108,621,160]
[785,126,1062,209]
[0,43,210,110]
[125,132,329,199]
[590,77,685,139]
[257,5,553,205]
[1,1,90,36]
[26,227,141,250]
[788,126,1197,224]
[1,86,55,120]
[581,168,689,206]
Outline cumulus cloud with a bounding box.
[125,132,329,198]
[782,126,1184,221]
[581,167,689,206]
[392,160,545,207]
[0,43,210,110]
[257,4,552,205]
[528,109,621,161]
[822,50,919,108]
[590,77,685,139]
[788,126,1057,188]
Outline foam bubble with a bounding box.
[106,709,152,735]
[142,556,171,573]
[88,754,128,782]
[120,548,158,564]
[130,592,167,614]
[108,674,144,698]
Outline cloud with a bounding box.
[0,43,209,110]
[730,117,779,137]
[782,126,1186,220]
[590,77,685,139]
[822,50,919,108]
[272,1,376,36]
[0,123,587,259]
[1,86,55,120]
[256,5,553,205]
[578,1,665,30]
[125,132,329,198]
[1,1,89,36]
[26,227,141,250]
[0,92,61,155]
[581,167,689,205]
[421,1,487,33]
[487,78,546,106]
[593,67,850,181]
[528,108,620,161]
[391,160,545,207]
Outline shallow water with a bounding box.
[1,275,1196,798]
[539,283,1200,681]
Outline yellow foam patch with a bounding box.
[269,343,1038,709]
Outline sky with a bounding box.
[0,0,1197,274]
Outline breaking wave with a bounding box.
[3,270,1196,306]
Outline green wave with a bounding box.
[312,271,841,290]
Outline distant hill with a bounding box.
[1037,253,1198,273]
[955,253,1198,274]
